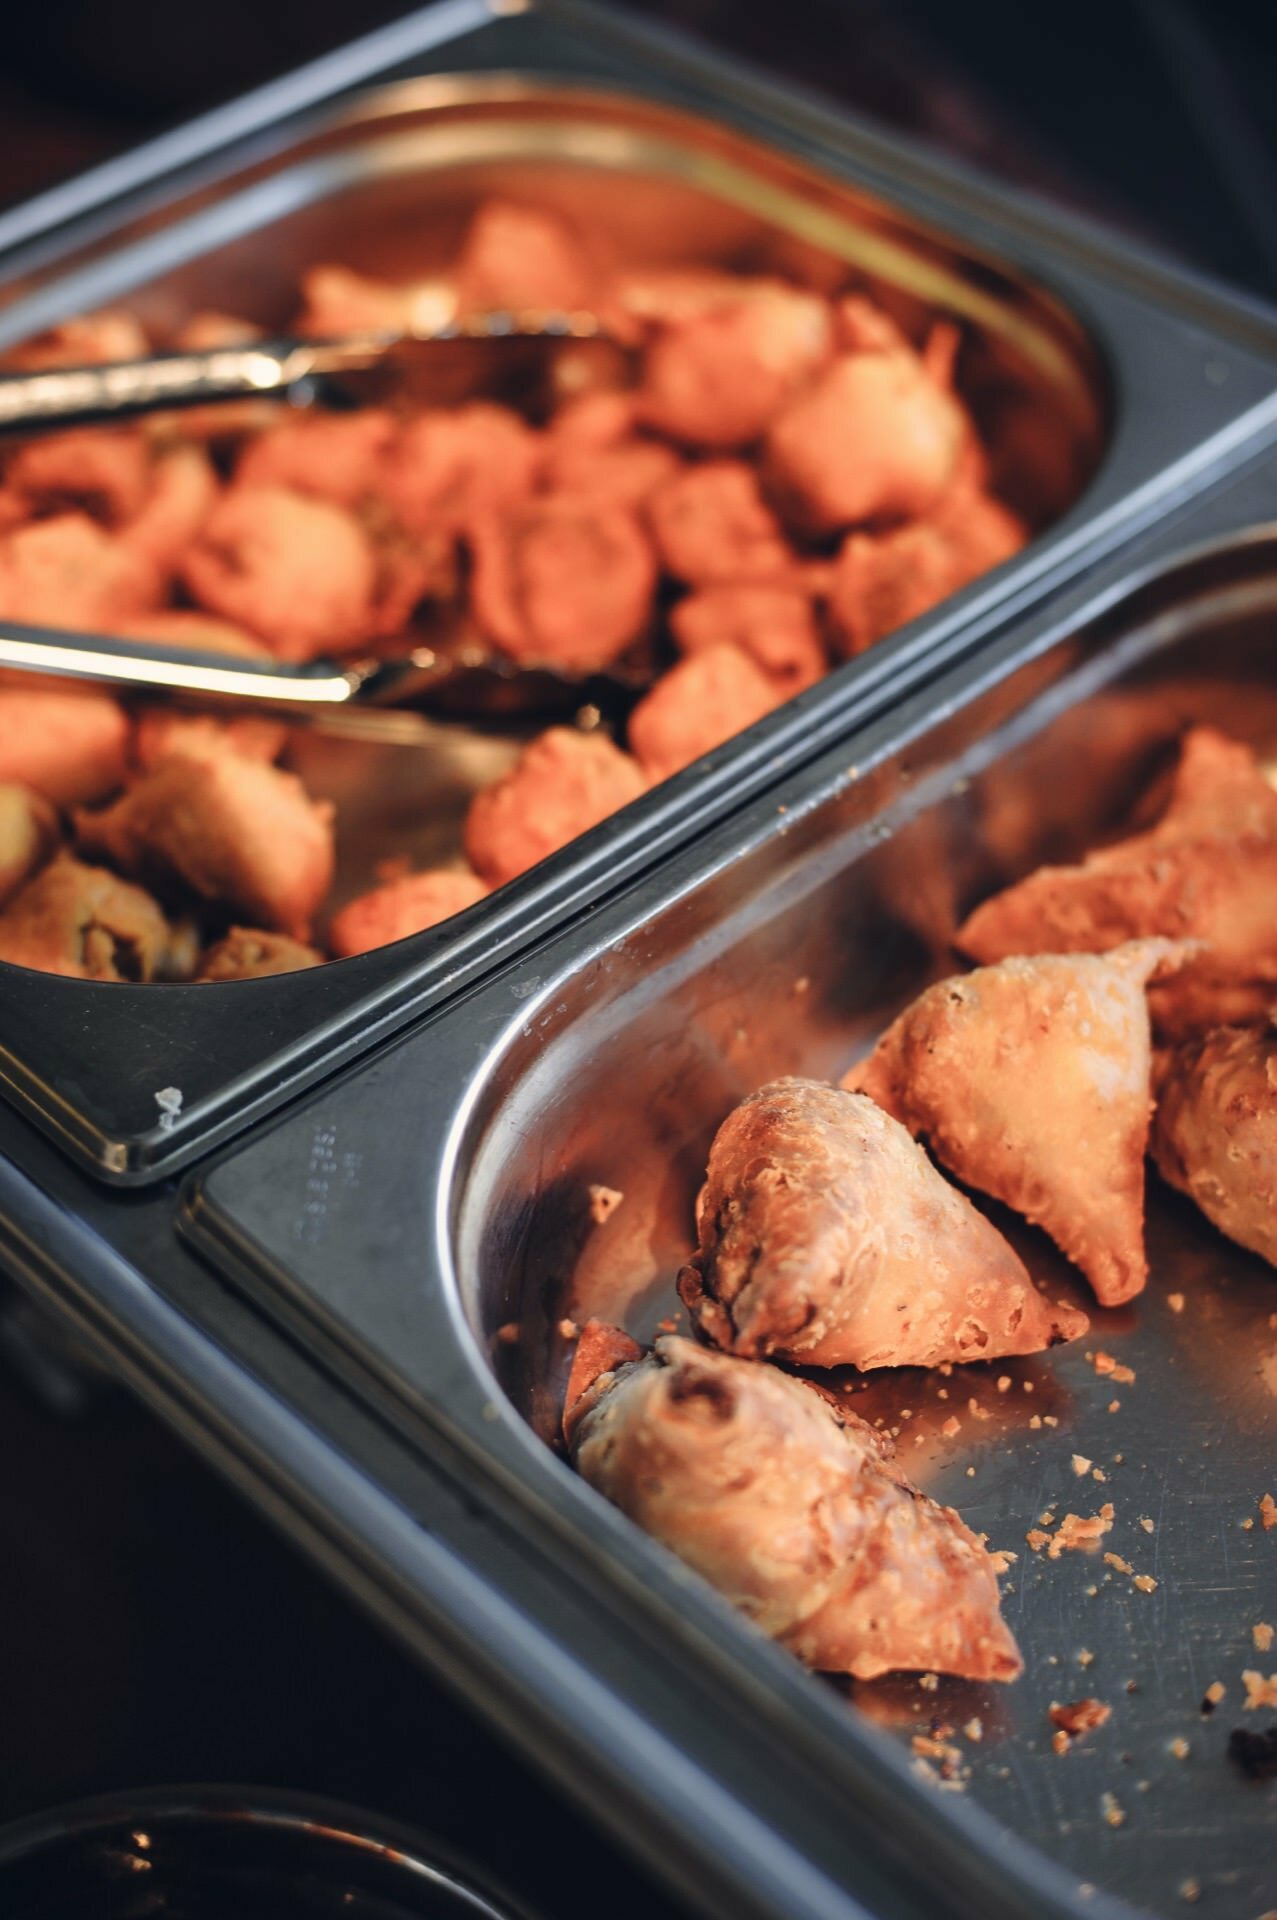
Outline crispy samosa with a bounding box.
[847,942,1186,1306]
[678,1078,1086,1369]
[1152,1021,1277,1269]
[567,1327,1022,1682]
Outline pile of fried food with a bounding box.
[567,724,1277,1685]
[0,199,1024,982]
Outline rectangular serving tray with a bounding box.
[181,442,1277,1920]
[2,0,1277,1183]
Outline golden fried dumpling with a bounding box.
[567,1328,1022,1683]
[678,1079,1087,1369]
[1152,1022,1277,1269]
[848,943,1187,1306]
[195,927,323,982]
[0,852,170,981]
[75,752,334,940]
[0,784,59,908]
[958,728,1277,1039]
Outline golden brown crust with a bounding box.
[1151,1022,1277,1268]
[463,728,645,888]
[0,852,169,981]
[847,943,1189,1306]
[678,1078,1087,1369]
[327,869,488,957]
[958,728,1277,1041]
[75,752,334,939]
[571,1333,1022,1682]
[196,926,323,981]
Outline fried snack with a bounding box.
[765,342,967,537]
[111,610,269,656]
[379,405,542,538]
[236,410,396,509]
[196,927,323,982]
[132,707,288,773]
[829,483,1025,657]
[678,1078,1087,1369]
[181,485,378,661]
[0,784,59,906]
[295,264,425,336]
[5,428,152,527]
[568,1330,1022,1682]
[1152,1023,1277,1269]
[627,643,781,783]
[957,728,1277,1039]
[454,200,595,312]
[76,752,334,939]
[635,279,833,450]
[0,852,169,981]
[468,499,656,672]
[0,513,158,628]
[121,445,220,575]
[544,437,682,510]
[647,460,799,587]
[848,942,1188,1306]
[670,586,826,696]
[327,868,488,957]
[0,687,130,806]
[3,310,149,370]
[464,727,644,888]
[546,390,637,450]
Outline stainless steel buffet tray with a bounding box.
[0,0,1275,1183]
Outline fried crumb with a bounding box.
[1202,1681,1226,1713]
[1077,1648,1095,1668]
[1242,1517,1255,1531]
[1104,1552,1134,1575]
[1261,1492,1277,1531]
[1179,1879,1200,1904]
[1092,1351,1136,1384]
[1139,1517,1155,1534]
[1027,1529,1051,1553]
[1040,1509,1057,1526]
[1100,1791,1125,1828]
[967,1397,990,1421]
[965,1465,976,1477]
[1169,1736,1190,1760]
[586,1183,623,1225]
[996,1375,1011,1393]
[988,1549,1017,1576]
[1092,1468,1108,1483]
[940,1415,961,1438]
[1043,1414,1059,1427]
[1108,1399,1121,1413]
[1029,1414,1043,1429]
[1072,1454,1093,1477]
[1022,1379,1034,1392]
[1085,1584,1099,1597]
[557,1316,580,1340]
[1052,1729,1070,1755]
[1049,1698,1111,1740]
[1031,1507,1116,1559]
[1253,1622,1275,1653]
[963,1717,983,1742]
[1167,1292,1184,1313]
[1133,1574,1158,1594]
[657,1315,678,1334]
[918,1672,939,1692]
[1241,1670,1277,1709]
[495,1320,520,1346]
[1125,1679,1138,1694]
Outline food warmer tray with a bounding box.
[0,442,1275,1920]
[2,0,1277,1184]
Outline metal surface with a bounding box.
[184,448,1277,1920]
[0,7,1275,1185]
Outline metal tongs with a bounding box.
[0,302,613,433]
[0,305,649,723]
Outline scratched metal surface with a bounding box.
[472,542,1277,1919]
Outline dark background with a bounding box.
[0,2,1274,1914]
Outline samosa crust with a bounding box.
[1152,1022,1277,1270]
[847,942,1187,1307]
[958,728,1277,1039]
[568,1329,1022,1683]
[677,1078,1086,1369]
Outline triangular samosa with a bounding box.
[678,1078,1086,1368]
[847,943,1186,1306]
[567,1328,1022,1683]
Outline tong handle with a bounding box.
[0,623,363,709]
[0,335,395,435]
